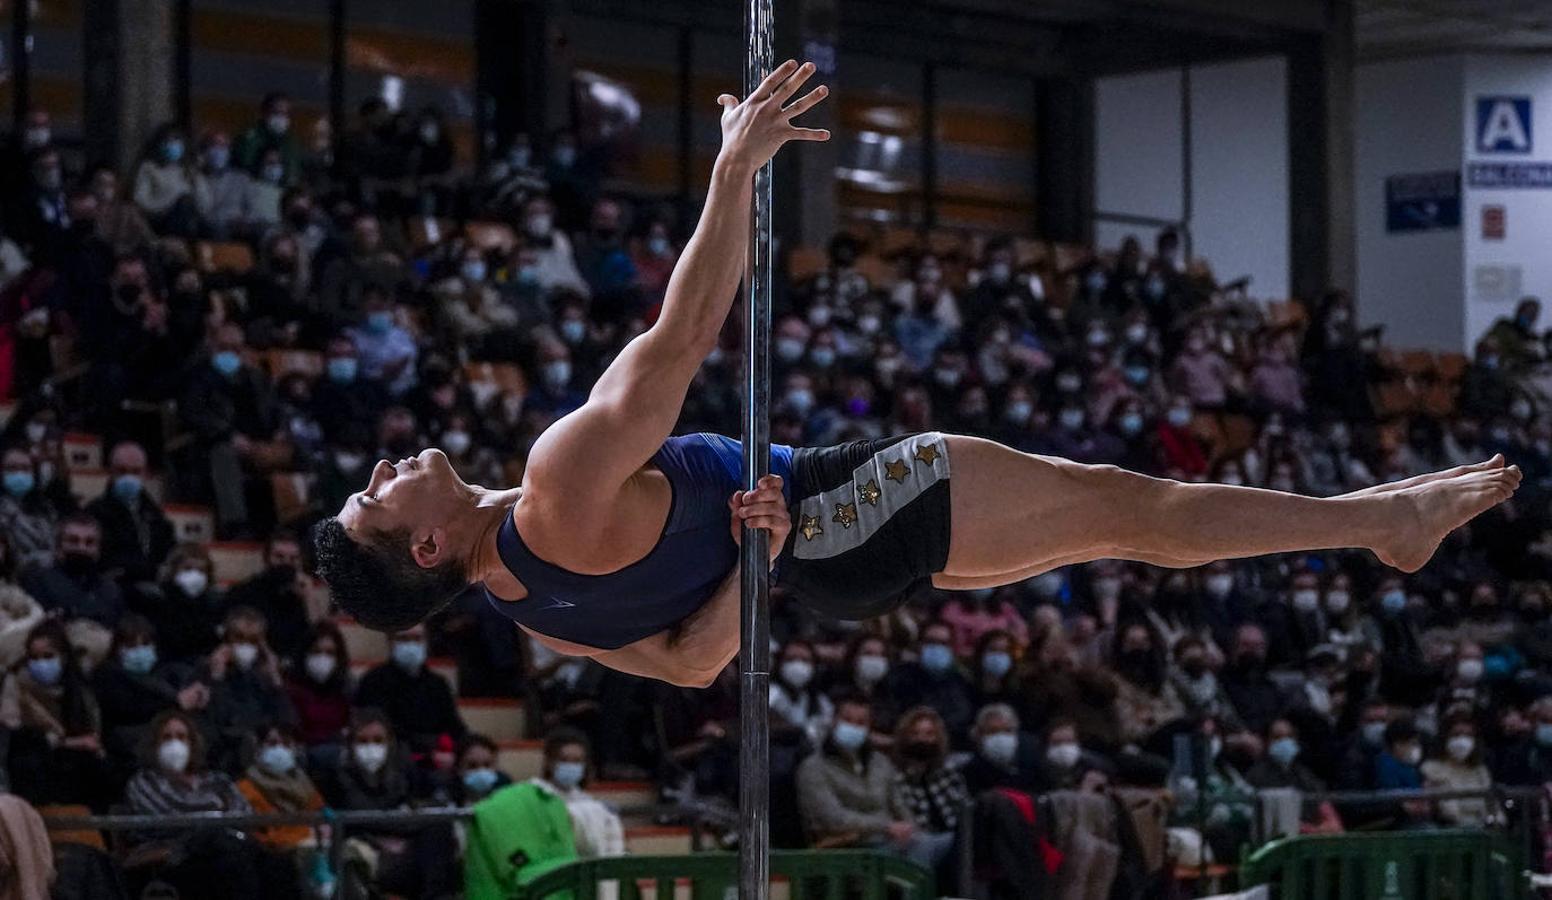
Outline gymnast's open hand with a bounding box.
[728,474,790,567]
[716,59,830,173]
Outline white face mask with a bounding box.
[1045,742,1081,769]
[173,568,208,598]
[306,652,336,683]
[159,738,191,773]
[780,659,814,689]
[855,654,888,685]
[1446,735,1475,762]
[1325,591,1351,614]
[1292,590,1320,613]
[980,732,1018,766]
[231,643,260,670]
[1205,574,1234,598]
[354,742,389,773]
[1456,659,1484,684]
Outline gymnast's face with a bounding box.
[336,448,464,544]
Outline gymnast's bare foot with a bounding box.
[1344,455,1505,499]
[1372,465,1521,572]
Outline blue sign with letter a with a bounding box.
[1477,96,1533,154]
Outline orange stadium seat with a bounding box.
[786,246,828,282]
[197,241,256,275]
[1437,352,1469,383]
[164,504,215,545]
[265,349,325,380]
[1013,237,1049,269]
[464,220,518,253]
[878,225,921,256]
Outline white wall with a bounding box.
[1462,55,1552,347]
[1189,57,1289,301]
[1094,57,1289,301]
[1354,56,1466,351]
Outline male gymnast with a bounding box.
[315,60,1521,687]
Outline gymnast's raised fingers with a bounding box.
[771,61,817,104]
[783,84,828,120]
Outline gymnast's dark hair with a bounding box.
[312,517,467,632]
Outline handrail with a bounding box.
[515,850,935,900]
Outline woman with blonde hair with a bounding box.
[888,706,966,884]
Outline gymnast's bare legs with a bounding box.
[931,440,1519,589]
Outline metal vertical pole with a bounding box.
[738,0,774,898]
[329,0,347,152]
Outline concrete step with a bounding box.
[496,739,544,781]
[337,619,387,664]
[459,698,525,741]
[68,469,167,506]
[623,826,693,856]
[164,504,215,545]
[209,541,265,584]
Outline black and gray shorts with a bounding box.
[776,432,953,620]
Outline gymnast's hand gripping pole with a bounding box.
[738,0,774,897]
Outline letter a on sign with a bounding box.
[1478,97,1532,154]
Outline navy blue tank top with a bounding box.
[486,433,795,650]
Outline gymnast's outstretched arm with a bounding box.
[521,61,828,522]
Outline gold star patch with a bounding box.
[800,515,824,541]
[857,478,882,506]
[833,502,859,529]
[884,459,910,483]
[913,443,942,466]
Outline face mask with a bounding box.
[1537,724,1552,747]
[419,122,440,144]
[121,644,158,675]
[334,451,364,472]
[24,422,46,444]
[560,319,586,344]
[113,474,143,502]
[1124,367,1150,387]
[260,744,297,774]
[551,760,585,788]
[1446,736,1475,762]
[212,351,242,377]
[461,260,487,283]
[919,643,954,674]
[27,656,61,686]
[987,262,1012,283]
[173,568,209,598]
[261,163,285,184]
[159,738,191,773]
[1457,659,1484,683]
[858,314,882,335]
[1059,409,1084,430]
[855,654,888,686]
[785,388,815,416]
[437,429,471,457]
[902,741,937,761]
[205,146,230,170]
[1085,270,1107,293]
[807,305,833,328]
[1057,374,1082,393]
[392,640,426,672]
[327,357,358,384]
[1168,407,1193,428]
[1400,745,1423,766]
[1045,742,1081,769]
[61,552,97,577]
[810,347,837,369]
[1205,574,1234,598]
[463,767,499,796]
[1381,590,1408,615]
[1145,276,1166,300]
[353,742,388,773]
[552,146,577,168]
[306,652,336,684]
[267,114,290,135]
[508,146,532,168]
[526,213,553,238]
[1292,590,1320,613]
[832,721,869,751]
[1119,412,1144,436]
[1268,737,1300,767]
[1033,571,1064,599]
[1087,329,1110,348]
[37,167,60,191]
[780,659,814,689]
[23,127,49,149]
[981,651,1013,678]
[543,361,572,390]
[1094,577,1122,602]
[648,236,671,257]
[1125,323,1149,344]
[2,471,33,498]
[980,732,1018,766]
[366,311,393,334]
[163,139,185,163]
[232,643,259,670]
[1326,591,1350,614]
[1005,401,1034,425]
[1362,721,1388,747]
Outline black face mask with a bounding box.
[268,563,298,585]
[115,283,142,304]
[1181,658,1208,678]
[60,552,97,577]
[901,742,938,762]
[1233,653,1266,673]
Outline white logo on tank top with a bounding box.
[543,597,576,610]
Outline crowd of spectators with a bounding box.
[0,86,1550,898]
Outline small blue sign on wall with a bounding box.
[1385,170,1461,233]
[1477,96,1533,154]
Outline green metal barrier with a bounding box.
[1240,829,1524,900]
[514,850,934,900]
